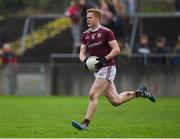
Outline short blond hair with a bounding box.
[86,8,102,20]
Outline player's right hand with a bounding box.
[83,57,89,71]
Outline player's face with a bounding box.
[87,12,99,28]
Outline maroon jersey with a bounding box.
[82,25,116,66]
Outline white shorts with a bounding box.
[94,66,116,82]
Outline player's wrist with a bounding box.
[100,57,108,65]
[82,57,88,64]
[95,57,108,70]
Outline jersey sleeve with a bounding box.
[81,33,86,45]
[106,30,116,42]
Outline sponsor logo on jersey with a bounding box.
[87,41,103,49]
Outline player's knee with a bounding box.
[89,92,98,106]
[112,102,120,107]
[89,87,100,100]
[89,92,96,101]
[111,99,121,107]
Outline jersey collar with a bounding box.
[90,24,101,32]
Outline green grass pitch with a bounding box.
[0,96,180,138]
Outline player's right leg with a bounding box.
[72,77,110,130]
[85,77,109,120]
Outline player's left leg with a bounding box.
[104,83,156,106]
[137,85,156,102]
[104,82,136,106]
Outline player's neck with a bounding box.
[91,24,101,32]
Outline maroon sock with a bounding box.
[82,119,90,127]
[135,90,141,97]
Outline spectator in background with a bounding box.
[175,0,180,14]
[79,0,96,33]
[134,34,151,55]
[120,0,136,15]
[1,43,17,95]
[125,0,136,15]
[1,43,17,65]
[152,37,171,54]
[118,38,131,64]
[120,0,136,26]
[134,34,151,65]
[172,35,180,64]
[152,37,171,63]
[99,0,113,28]
[111,0,125,42]
[100,0,125,46]
[101,0,128,63]
[65,0,81,54]
[119,39,131,56]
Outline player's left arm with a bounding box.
[95,30,120,70]
[105,40,120,60]
[96,40,120,69]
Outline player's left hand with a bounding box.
[95,57,107,70]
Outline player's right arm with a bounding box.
[79,44,87,62]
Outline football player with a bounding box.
[72,8,156,130]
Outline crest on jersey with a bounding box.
[97,33,101,38]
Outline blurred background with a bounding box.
[0,0,180,96]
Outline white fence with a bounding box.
[0,64,51,96]
[0,63,180,97]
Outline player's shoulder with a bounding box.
[83,28,91,35]
[100,25,112,32]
